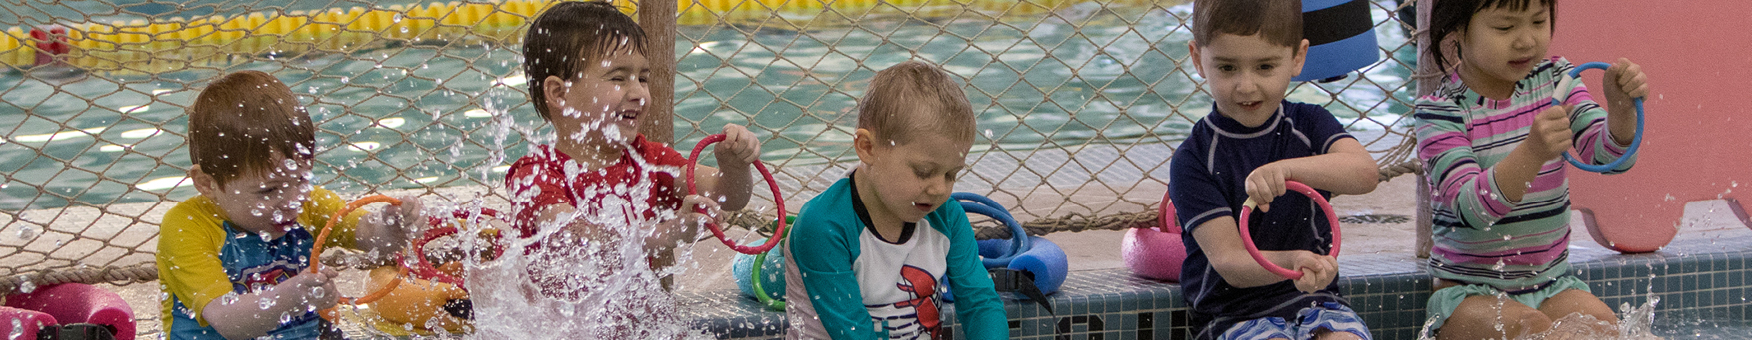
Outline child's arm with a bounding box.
[1188,217,1337,291]
[1169,150,1338,291]
[202,268,340,340]
[1415,97,1550,227]
[298,188,422,262]
[1243,138,1378,212]
[645,195,714,257]
[938,202,1009,339]
[1600,58,1649,147]
[789,217,882,339]
[1553,58,1646,174]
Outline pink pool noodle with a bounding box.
[1123,192,1188,281]
[5,283,136,340]
[0,306,59,339]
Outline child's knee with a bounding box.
[1539,289,1617,324]
[1453,296,1552,335]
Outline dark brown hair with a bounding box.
[522,0,648,121]
[186,70,315,188]
[856,61,976,145]
[1427,0,1556,75]
[1192,0,1303,49]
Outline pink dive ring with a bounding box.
[687,134,788,255]
[1235,181,1341,280]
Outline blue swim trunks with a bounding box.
[1220,302,1372,340]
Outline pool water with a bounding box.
[0,1,1417,211]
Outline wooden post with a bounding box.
[639,0,680,290]
[1414,0,1435,259]
[640,0,678,145]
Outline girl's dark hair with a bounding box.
[1426,0,1556,75]
[522,1,648,121]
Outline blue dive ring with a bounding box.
[953,192,1032,267]
[1551,61,1644,173]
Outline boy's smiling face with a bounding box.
[192,151,314,237]
[1191,33,1308,126]
[543,47,651,148]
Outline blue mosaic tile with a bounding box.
[681,245,1752,339]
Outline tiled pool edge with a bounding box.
[683,236,1752,339]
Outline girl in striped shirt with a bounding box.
[1414,0,1650,339]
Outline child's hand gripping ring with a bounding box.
[1235,181,1341,280]
[1551,61,1645,173]
[687,134,788,255]
[308,195,407,307]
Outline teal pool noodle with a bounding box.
[733,238,786,302]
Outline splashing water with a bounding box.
[459,132,709,339]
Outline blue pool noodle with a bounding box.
[947,236,1067,301]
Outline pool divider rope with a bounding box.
[0,0,1172,73]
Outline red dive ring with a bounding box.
[686,134,787,255]
[406,208,505,290]
[1236,181,1341,280]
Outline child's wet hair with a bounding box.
[522,0,648,121]
[1427,0,1556,74]
[856,61,976,145]
[1191,0,1302,49]
[186,70,316,188]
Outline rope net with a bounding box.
[0,0,1422,292]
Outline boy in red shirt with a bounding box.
[503,0,760,307]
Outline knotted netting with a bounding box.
[0,0,1424,312]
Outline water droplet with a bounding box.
[15,277,35,293]
[15,225,37,240]
[259,297,274,310]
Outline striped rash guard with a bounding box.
[1414,56,1636,292]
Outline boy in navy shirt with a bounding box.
[1169,0,1381,339]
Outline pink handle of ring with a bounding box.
[1236,181,1341,280]
[687,134,787,255]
